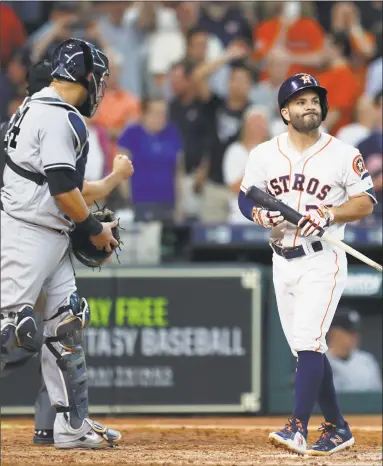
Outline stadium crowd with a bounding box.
[1,1,382,225]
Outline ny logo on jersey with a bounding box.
[268,173,332,201]
[299,74,312,84]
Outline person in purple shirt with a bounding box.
[357,91,382,216]
[117,97,184,223]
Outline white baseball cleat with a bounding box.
[269,417,307,456]
[54,414,121,449]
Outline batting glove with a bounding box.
[252,207,284,228]
[298,206,334,237]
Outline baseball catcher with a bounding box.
[1,57,133,445]
[0,39,133,449]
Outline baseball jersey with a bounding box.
[240,132,377,248]
[1,87,89,231]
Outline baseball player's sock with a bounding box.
[317,355,345,428]
[293,351,325,429]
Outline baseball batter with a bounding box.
[0,39,124,449]
[238,73,377,456]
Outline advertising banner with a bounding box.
[1,267,263,415]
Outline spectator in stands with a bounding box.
[327,308,382,392]
[318,32,360,135]
[169,59,209,221]
[253,2,326,80]
[330,2,377,94]
[331,2,376,61]
[175,2,222,60]
[336,94,375,147]
[93,54,141,173]
[117,97,184,223]
[148,3,224,89]
[6,1,49,36]
[210,36,256,99]
[198,2,252,47]
[192,45,252,223]
[28,2,107,64]
[358,91,383,210]
[0,3,26,68]
[251,48,289,123]
[156,31,251,101]
[223,107,269,224]
[98,2,155,99]
[27,2,80,62]
[0,51,29,123]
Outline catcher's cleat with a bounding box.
[33,429,53,445]
[307,421,355,456]
[87,419,121,447]
[269,417,307,456]
[54,414,121,449]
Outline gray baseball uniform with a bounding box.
[1,86,88,414]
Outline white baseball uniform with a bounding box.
[240,132,377,355]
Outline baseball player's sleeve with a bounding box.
[39,107,77,173]
[38,107,86,196]
[238,144,268,221]
[343,149,377,204]
[240,145,267,193]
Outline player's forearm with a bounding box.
[82,172,123,206]
[332,195,374,224]
[349,25,376,59]
[31,25,61,63]
[272,23,289,48]
[54,188,91,223]
[229,179,242,194]
[287,50,326,67]
[192,56,230,83]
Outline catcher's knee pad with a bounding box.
[1,306,38,366]
[44,292,90,429]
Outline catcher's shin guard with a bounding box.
[43,293,90,430]
[1,306,38,369]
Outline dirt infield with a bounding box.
[1,416,382,466]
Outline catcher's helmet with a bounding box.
[278,73,328,125]
[51,38,109,117]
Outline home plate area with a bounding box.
[1,416,382,466]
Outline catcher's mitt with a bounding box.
[70,207,121,268]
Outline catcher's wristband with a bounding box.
[75,213,103,236]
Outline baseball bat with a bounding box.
[245,186,383,273]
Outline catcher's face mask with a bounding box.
[87,63,109,117]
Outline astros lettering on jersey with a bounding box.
[240,132,376,248]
